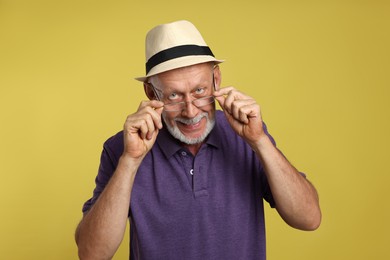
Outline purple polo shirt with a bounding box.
[82,110,276,260]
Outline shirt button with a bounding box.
[181,151,187,156]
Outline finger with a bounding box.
[213,86,235,97]
[214,94,226,109]
[138,119,149,140]
[223,89,238,114]
[239,108,249,124]
[215,87,250,101]
[137,105,163,130]
[153,107,164,129]
[150,100,164,109]
[144,114,157,140]
[138,100,164,111]
[214,86,239,113]
[137,110,162,140]
[125,112,156,140]
[231,99,249,123]
[231,99,254,123]
[238,103,255,124]
[239,102,260,123]
[145,107,163,132]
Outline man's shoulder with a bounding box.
[212,110,244,146]
[214,110,237,137]
[102,130,124,157]
[215,110,229,128]
[214,110,276,147]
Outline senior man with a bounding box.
[76,20,321,260]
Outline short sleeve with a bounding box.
[259,123,306,208]
[82,132,123,214]
[260,123,277,208]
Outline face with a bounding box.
[148,63,220,145]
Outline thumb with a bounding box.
[214,95,225,108]
[155,106,164,115]
[154,106,164,122]
[155,106,164,129]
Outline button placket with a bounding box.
[178,149,194,190]
[192,147,209,198]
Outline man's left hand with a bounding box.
[214,86,266,147]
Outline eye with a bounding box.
[194,88,206,95]
[168,92,180,100]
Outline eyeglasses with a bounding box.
[149,75,216,112]
[161,95,215,112]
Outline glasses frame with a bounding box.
[148,73,216,112]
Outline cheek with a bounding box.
[162,111,179,127]
[205,105,216,118]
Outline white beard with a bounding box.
[163,112,215,145]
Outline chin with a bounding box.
[163,112,215,145]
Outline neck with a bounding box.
[183,142,203,156]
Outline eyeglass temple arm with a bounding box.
[147,83,162,101]
[149,73,215,101]
[212,74,216,91]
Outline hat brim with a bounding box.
[135,56,224,82]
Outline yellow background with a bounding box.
[1,0,389,259]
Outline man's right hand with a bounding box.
[76,100,164,260]
[123,100,164,160]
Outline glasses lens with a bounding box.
[164,102,185,112]
[163,96,214,112]
[192,96,215,107]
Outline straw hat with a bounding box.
[135,20,224,82]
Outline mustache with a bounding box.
[174,113,207,125]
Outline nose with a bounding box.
[181,99,199,118]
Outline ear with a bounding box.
[144,82,156,100]
[213,65,222,91]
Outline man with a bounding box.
[75,20,321,260]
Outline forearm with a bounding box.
[76,155,140,260]
[252,135,321,230]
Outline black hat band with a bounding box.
[146,45,214,74]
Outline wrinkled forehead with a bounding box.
[148,62,214,88]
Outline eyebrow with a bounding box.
[150,74,214,97]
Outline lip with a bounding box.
[178,120,201,129]
[177,117,204,132]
